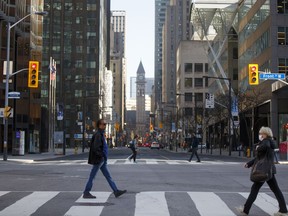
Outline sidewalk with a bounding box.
[0,148,87,163]
[165,147,288,164]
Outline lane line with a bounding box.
[0,191,59,216]
[0,191,9,197]
[135,192,170,216]
[188,192,236,216]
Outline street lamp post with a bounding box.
[203,76,232,156]
[3,11,48,161]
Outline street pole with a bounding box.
[3,11,48,161]
[228,79,232,156]
[3,22,11,161]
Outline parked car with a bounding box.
[143,142,151,148]
[151,141,160,149]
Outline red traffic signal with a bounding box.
[28,61,39,88]
[248,64,259,85]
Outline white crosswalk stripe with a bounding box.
[135,192,169,216]
[0,191,287,216]
[188,192,236,216]
[64,192,111,216]
[17,159,242,166]
[0,191,59,216]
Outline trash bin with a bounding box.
[279,141,288,161]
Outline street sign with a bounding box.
[8,91,20,99]
[205,93,214,108]
[259,73,285,80]
[3,61,13,75]
[0,108,14,118]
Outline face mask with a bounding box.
[258,135,264,141]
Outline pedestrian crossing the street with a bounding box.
[0,191,287,216]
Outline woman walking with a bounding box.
[237,126,287,216]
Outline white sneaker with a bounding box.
[236,206,247,215]
[274,212,288,216]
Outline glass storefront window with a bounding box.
[279,114,288,143]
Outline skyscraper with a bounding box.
[111,10,126,133]
[41,0,111,150]
[154,0,169,109]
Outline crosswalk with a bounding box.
[0,191,287,216]
[9,158,243,166]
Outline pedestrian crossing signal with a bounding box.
[248,64,259,85]
[28,61,39,88]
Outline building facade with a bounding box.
[41,0,111,150]
[0,0,45,153]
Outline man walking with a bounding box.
[188,133,201,162]
[83,119,126,199]
[129,134,138,163]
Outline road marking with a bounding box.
[0,191,58,216]
[188,192,236,216]
[64,192,111,216]
[135,192,169,216]
[0,191,9,197]
[240,192,288,215]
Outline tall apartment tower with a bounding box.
[154,0,169,109]
[162,0,191,104]
[41,0,111,150]
[136,61,146,137]
[111,11,126,133]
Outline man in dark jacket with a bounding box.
[83,119,126,199]
[188,133,201,162]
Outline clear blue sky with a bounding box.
[111,0,155,81]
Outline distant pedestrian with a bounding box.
[83,119,127,199]
[206,141,210,153]
[188,133,201,162]
[237,127,287,216]
[129,134,138,163]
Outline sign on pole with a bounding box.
[8,91,20,99]
[205,93,214,108]
[259,73,285,80]
[3,61,13,75]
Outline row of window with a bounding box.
[278,58,288,75]
[278,0,288,14]
[184,63,208,73]
[52,3,96,11]
[278,27,288,45]
[184,78,208,88]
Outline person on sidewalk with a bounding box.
[237,127,287,216]
[83,119,126,199]
[129,134,138,163]
[188,133,201,162]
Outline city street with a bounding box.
[0,148,288,216]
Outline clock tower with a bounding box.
[136,61,146,137]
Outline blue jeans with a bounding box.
[84,159,118,193]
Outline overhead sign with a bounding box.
[259,73,285,80]
[8,91,20,99]
[205,93,214,108]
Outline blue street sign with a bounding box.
[259,73,285,80]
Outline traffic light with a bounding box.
[4,106,12,118]
[28,61,39,88]
[248,64,259,85]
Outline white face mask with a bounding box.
[258,135,264,141]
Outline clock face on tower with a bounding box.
[138,75,144,80]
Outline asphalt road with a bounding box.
[0,148,287,216]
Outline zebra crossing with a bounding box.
[9,158,243,166]
[0,191,287,216]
